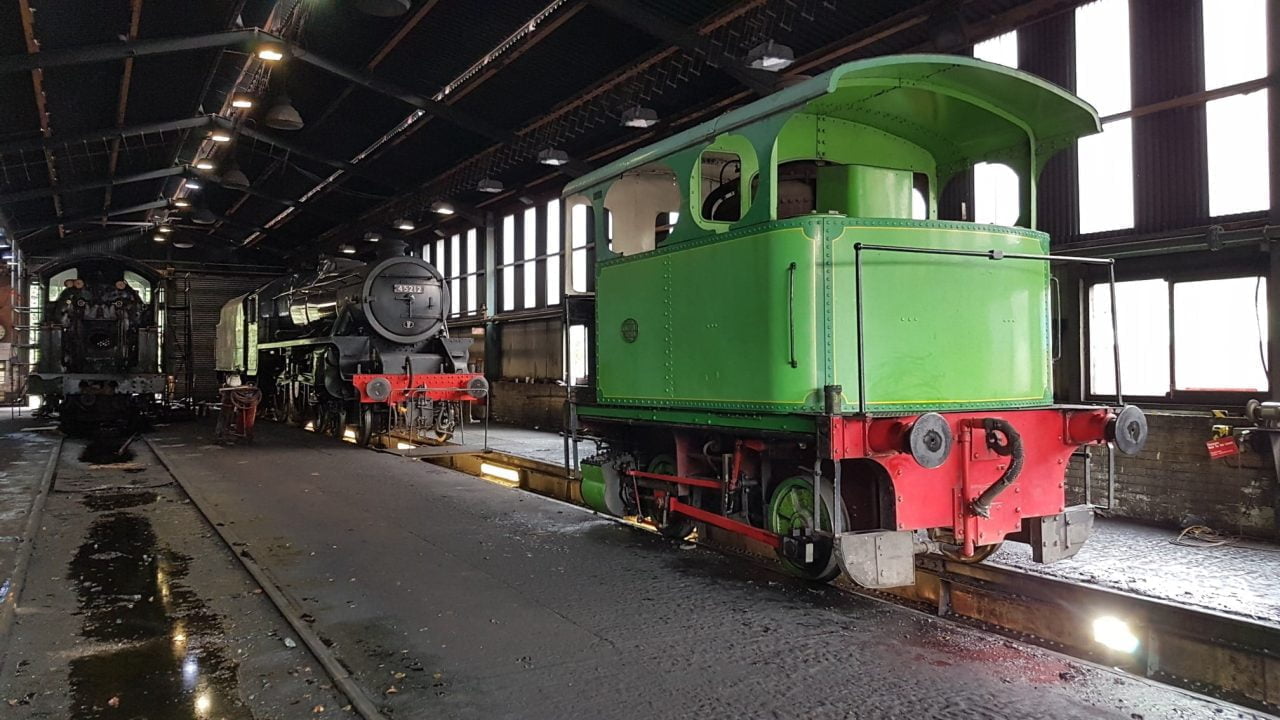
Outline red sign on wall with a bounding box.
[1206,437,1239,459]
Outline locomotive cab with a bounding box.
[564,55,1148,588]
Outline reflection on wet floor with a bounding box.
[66,466,248,717]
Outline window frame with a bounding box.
[1083,257,1270,406]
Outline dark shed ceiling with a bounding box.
[0,0,1091,262]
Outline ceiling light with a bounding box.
[364,231,382,242]
[257,46,285,62]
[195,159,216,171]
[192,207,218,225]
[340,243,357,254]
[264,93,304,131]
[394,217,415,231]
[433,229,446,237]
[537,148,569,166]
[210,131,232,143]
[157,225,173,234]
[430,201,455,215]
[231,93,256,109]
[173,240,195,249]
[221,160,251,190]
[518,195,535,205]
[173,198,191,208]
[620,105,658,128]
[153,233,167,243]
[746,39,795,71]
[354,0,411,17]
[477,178,504,193]
[184,179,201,190]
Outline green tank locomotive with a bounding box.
[562,55,1147,587]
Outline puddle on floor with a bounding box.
[67,510,249,718]
[82,490,158,512]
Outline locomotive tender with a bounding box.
[215,242,486,445]
[563,55,1148,588]
[29,254,164,433]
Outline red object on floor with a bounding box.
[1206,436,1239,459]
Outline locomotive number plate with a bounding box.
[394,284,425,293]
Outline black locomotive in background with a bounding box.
[215,241,487,444]
[29,254,165,434]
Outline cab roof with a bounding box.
[564,54,1100,197]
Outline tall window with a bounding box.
[567,324,590,385]
[1089,276,1268,397]
[465,228,478,314]
[546,199,561,306]
[973,32,1021,226]
[1204,0,1269,217]
[523,207,537,309]
[449,232,461,316]
[495,199,568,313]
[501,214,516,312]
[1075,0,1134,234]
[570,203,590,293]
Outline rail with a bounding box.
[393,433,1279,715]
[851,242,1122,413]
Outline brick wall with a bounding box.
[491,381,565,431]
[1066,412,1277,539]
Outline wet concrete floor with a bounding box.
[478,421,1280,626]
[0,425,349,718]
[149,421,1269,720]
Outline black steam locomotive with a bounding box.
[215,242,486,444]
[29,254,165,433]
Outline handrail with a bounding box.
[786,262,798,369]
[851,242,1121,414]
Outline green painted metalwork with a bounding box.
[570,55,1099,423]
[576,404,817,434]
[580,461,610,514]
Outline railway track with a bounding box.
[402,434,1280,715]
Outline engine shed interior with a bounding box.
[0,1,1278,719]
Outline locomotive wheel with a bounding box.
[766,475,848,582]
[646,455,695,540]
[940,543,1003,564]
[328,405,348,440]
[355,406,375,447]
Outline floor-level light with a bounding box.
[1091,615,1140,654]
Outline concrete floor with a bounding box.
[0,421,349,718]
[124,420,1261,719]
[480,422,1280,626]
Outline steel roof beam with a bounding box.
[0,115,215,157]
[587,0,776,96]
[0,166,184,205]
[0,28,525,150]
[17,198,170,235]
[16,0,64,236]
[0,28,267,75]
[102,0,145,214]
